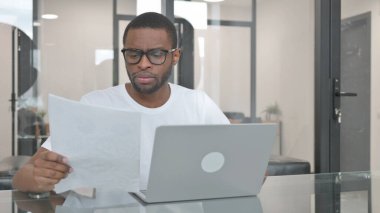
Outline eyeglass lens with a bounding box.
[123,49,171,65]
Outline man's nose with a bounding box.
[137,54,152,69]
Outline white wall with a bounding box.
[208,2,251,22]
[0,23,13,159]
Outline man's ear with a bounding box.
[171,48,181,65]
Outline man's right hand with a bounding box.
[12,147,72,192]
[32,149,72,192]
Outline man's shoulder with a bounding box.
[81,85,124,103]
[170,84,214,108]
[170,83,205,97]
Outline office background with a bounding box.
[0,0,379,181]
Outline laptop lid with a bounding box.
[138,123,277,203]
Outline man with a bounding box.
[12,12,229,192]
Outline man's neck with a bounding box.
[125,83,171,108]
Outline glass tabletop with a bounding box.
[0,171,378,213]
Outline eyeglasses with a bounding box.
[121,48,177,65]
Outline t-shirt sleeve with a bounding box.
[199,91,230,124]
[79,94,92,104]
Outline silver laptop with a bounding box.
[133,123,277,203]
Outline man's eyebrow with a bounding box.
[147,46,167,50]
[122,48,138,51]
[125,47,166,51]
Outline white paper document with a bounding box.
[48,94,141,193]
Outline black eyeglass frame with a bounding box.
[121,48,177,65]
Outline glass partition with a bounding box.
[21,0,113,155]
[256,0,315,170]
[0,0,34,158]
[174,0,252,120]
[194,25,251,117]
[1,0,315,177]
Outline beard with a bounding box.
[127,66,172,94]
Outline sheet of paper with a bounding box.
[48,94,141,193]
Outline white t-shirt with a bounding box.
[42,83,229,188]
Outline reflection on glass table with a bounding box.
[55,191,261,213]
[3,171,378,213]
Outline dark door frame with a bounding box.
[315,0,341,174]
[315,1,372,212]
[315,1,341,211]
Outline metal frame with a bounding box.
[329,0,342,173]
[314,0,341,213]
[175,18,194,89]
[314,1,340,212]
[207,20,251,27]
[112,2,136,86]
[161,0,174,21]
[251,0,257,122]
[11,27,16,156]
[315,0,340,174]
[112,0,119,86]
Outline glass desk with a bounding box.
[0,171,378,213]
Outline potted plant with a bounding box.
[262,102,281,122]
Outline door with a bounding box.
[340,12,371,172]
[334,5,373,213]
[17,29,41,156]
[315,1,373,212]
[317,0,373,173]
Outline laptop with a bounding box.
[133,123,277,203]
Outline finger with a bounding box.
[34,167,68,180]
[35,175,59,185]
[34,158,71,173]
[43,151,67,164]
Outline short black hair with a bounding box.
[122,12,177,48]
